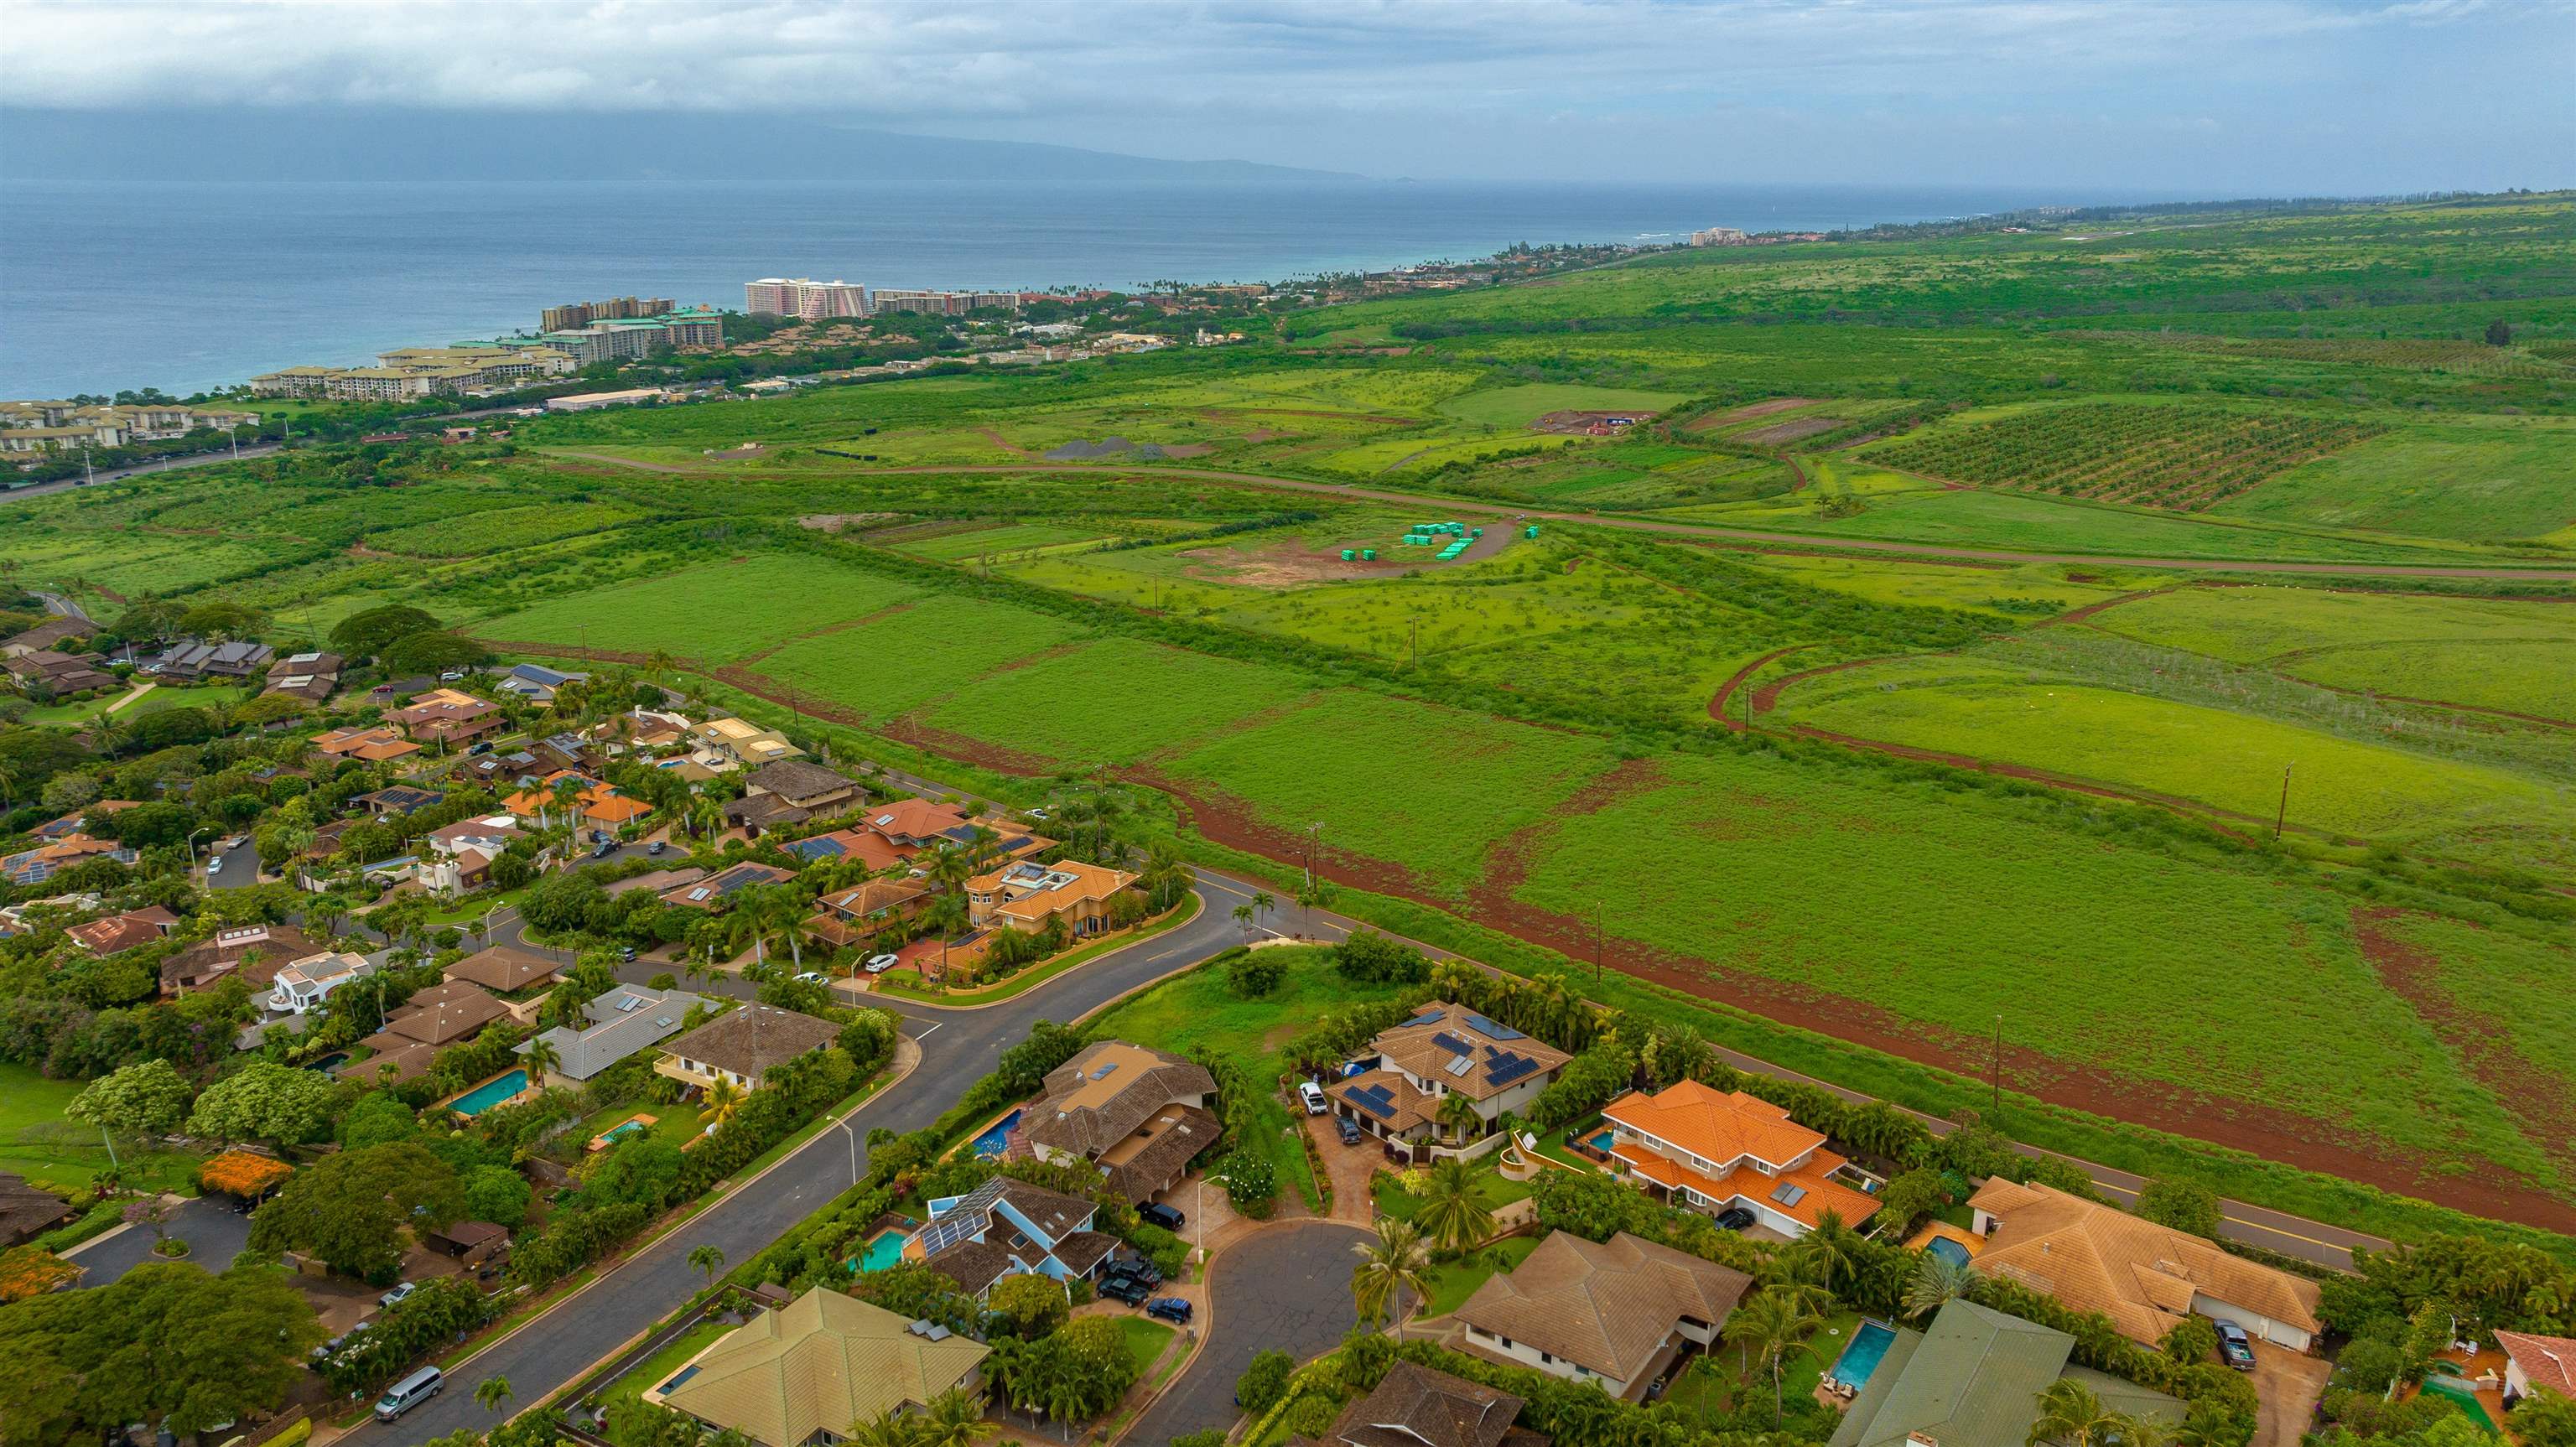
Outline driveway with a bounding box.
[1302,1112,1385,1224]
[1124,1221,1387,1445]
[65,1195,253,1284]
[2251,1341,2330,1447]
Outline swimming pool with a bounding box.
[852,1228,908,1273]
[1826,1320,1898,1393]
[1584,1128,1616,1152]
[445,1068,531,1118]
[970,1108,1022,1159]
[2418,1375,2498,1433]
[1925,1236,1972,1268]
[595,1119,650,1149]
[304,1051,349,1075]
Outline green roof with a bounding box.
[1827,1301,2180,1447]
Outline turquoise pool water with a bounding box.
[447,1068,530,1117]
[1926,1236,1971,1268]
[845,1229,908,1274]
[1584,1128,1615,1151]
[599,1119,648,1147]
[1828,1320,1898,1392]
[971,1108,1022,1159]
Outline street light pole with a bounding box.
[187,827,211,884]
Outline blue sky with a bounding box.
[4,0,2569,190]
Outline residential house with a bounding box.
[689,716,805,770]
[724,792,811,838]
[351,785,444,817]
[495,662,588,703]
[655,1004,839,1094]
[963,859,1136,941]
[911,1175,1120,1304]
[0,893,100,937]
[1966,1179,2323,1350]
[262,651,341,704]
[1595,1079,1881,1237]
[461,748,542,788]
[392,691,502,747]
[745,759,863,815]
[854,798,1052,864]
[2497,1330,2576,1408]
[0,835,136,887]
[2,618,95,656]
[501,770,652,829]
[647,1289,988,1447]
[267,651,343,682]
[1826,1299,2182,1447]
[1329,1003,1571,1154]
[312,724,419,763]
[160,921,327,995]
[516,983,714,1087]
[660,860,792,910]
[607,866,706,899]
[0,1174,75,1248]
[425,1220,512,1273]
[265,950,375,1014]
[443,944,563,1004]
[1021,1040,1219,1204]
[1454,1230,1750,1401]
[157,640,274,680]
[342,981,510,1085]
[802,877,932,951]
[5,649,119,694]
[423,814,523,891]
[1301,1360,1547,1447]
[65,905,179,957]
[779,827,910,872]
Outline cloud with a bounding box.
[2,0,2568,185]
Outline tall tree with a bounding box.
[1349,1219,1435,1326]
[2027,1377,2122,1447]
[1723,1288,1824,1425]
[1415,1157,1496,1256]
[0,1262,325,1439]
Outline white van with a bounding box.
[1297,1081,1328,1116]
[374,1367,443,1421]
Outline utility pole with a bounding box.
[1593,901,1604,985]
[2273,763,2293,840]
[1990,1014,2004,1116]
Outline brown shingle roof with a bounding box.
[660,1289,987,1445]
[1453,1231,1751,1383]
[1313,1360,1531,1447]
[662,1004,839,1081]
[0,1174,75,1247]
[1965,1180,2321,1346]
[1365,1003,1571,1104]
[444,945,562,993]
[381,979,510,1045]
[1026,1040,1216,1159]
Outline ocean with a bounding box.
[0,179,2146,398]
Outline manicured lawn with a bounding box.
[0,1062,201,1195]
[1419,1234,1540,1317]
[1371,1162,1533,1225]
[1115,1315,1177,1375]
[602,1315,735,1409]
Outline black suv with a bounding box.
[1099,1273,1153,1307]
[1713,1206,1758,1232]
[1138,1202,1185,1231]
[1106,1254,1161,1288]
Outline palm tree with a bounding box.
[1415,1157,1495,1257]
[688,1243,726,1289]
[645,650,678,697]
[911,1387,995,1447]
[1231,902,1258,941]
[703,1078,745,1130]
[844,1408,922,1447]
[2028,1378,2123,1447]
[1250,889,1276,932]
[520,1035,563,1088]
[1722,1288,1824,1425]
[0,757,18,809]
[472,1375,514,1417]
[1350,1218,1436,1326]
[1904,1250,1980,1321]
[1435,1092,1484,1147]
[1790,1208,1862,1296]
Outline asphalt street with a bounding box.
[1125,1221,1384,1446]
[65,1194,256,1284]
[338,874,1248,1447]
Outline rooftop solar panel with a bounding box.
[1486,1054,1540,1087]
[1444,1055,1476,1077]
[1431,1031,1475,1056]
[1351,1084,1398,1119]
[1405,1007,1447,1027]
[1771,1183,1808,1207]
[1462,1011,1525,1041]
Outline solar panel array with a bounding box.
[1771,1182,1808,1208]
[1431,1031,1476,1057]
[915,1178,1007,1257]
[1405,1007,1448,1028]
[1484,1048,1542,1087]
[1348,1083,1399,1119]
[1462,1011,1525,1041]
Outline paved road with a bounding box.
[542,454,2576,581]
[1,442,287,502]
[337,878,1247,1447]
[65,1195,255,1284]
[1126,1221,1384,1446]
[206,837,262,890]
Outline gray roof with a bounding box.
[747,758,859,802]
[517,983,714,1080]
[1827,1300,2181,1447]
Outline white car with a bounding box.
[793,971,828,985]
[1298,1081,1329,1116]
[205,854,225,875]
[378,1281,418,1309]
[864,953,901,974]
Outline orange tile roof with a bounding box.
[1966,1179,2321,1346]
[1607,1138,1879,1231]
[2497,1330,2576,1399]
[1602,1080,1826,1172]
[968,859,1135,926]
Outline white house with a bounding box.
[265,951,375,1015]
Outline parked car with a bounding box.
[794,970,828,984]
[205,854,224,875]
[1139,1202,1186,1231]
[1336,1116,1363,1146]
[1297,1081,1328,1115]
[865,953,901,974]
[439,669,466,682]
[1106,1253,1161,1287]
[646,839,666,855]
[466,741,494,756]
[1145,1297,1193,1325]
[1712,1206,1757,1232]
[373,1367,442,1422]
[378,1281,418,1309]
[2214,1321,2257,1371]
[590,839,615,858]
[1100,1274,1152,1307]
[619,946,637,962]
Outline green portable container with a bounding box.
[1340,549,1356,561]
[1525,525,1540,538]
[1361,549,1376,561]
[1472,527,1483,537]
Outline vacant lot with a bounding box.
[1436,384,1689,428]
[483,555,921,662]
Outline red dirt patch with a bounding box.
[975,427,1033,456]
[1709,645,1813,729]
[1739,416,1846,447]
[1531,410,1657,435]
[1683,397,1820,433]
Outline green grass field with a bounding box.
[2210,418,2576,542]
[917,635,1310,765]
[1436,384,1690,428]
[481,554,922,663]
[755,593,1087,722]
